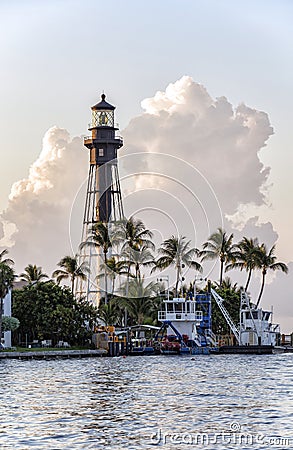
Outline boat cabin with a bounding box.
[158,298,203,323]
[240,307,280,346]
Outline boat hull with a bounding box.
[218,345,273,354]
[130,346,155,356]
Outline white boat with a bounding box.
[239,290,280,346]
[211,288,280,353]
[155,293,218,354]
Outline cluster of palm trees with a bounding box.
[79,217,202,296]
[18,259,88,296]
[0,219,288,330]
[200,228,288,307]
[44,221,288,326]
[60,216,202,325]
[76,220,288,307]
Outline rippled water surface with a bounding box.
[0,354,293,449]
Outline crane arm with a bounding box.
[211,288,240,344]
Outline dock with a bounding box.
[0,349,107,360]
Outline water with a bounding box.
[0,354,293,449]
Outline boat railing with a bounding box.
[158,311,203,321]
[194,336,202,347]
[205,329,218,346]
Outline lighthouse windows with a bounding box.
[92,110,114,127]
[99,112,108,125]
[98,148,104,157]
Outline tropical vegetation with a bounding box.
[20,264,48,284]
[97,256,128,295]
[200,228,235,286]
[79,222,114,304]
[52,255,88,294]
[2,316,20,332]
[13,281,98,346]
[97,299,121,327]
[119,277,160,325]
[0,214,288,347]
[211,278,241,335]
[225,237,261,291]
[255,244,288,307]
[153,235,202,296]
[117,216,155,251]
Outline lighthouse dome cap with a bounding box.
[92,93,115,111]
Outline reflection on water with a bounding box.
[0,354,293,449]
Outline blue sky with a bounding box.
[1,0,292,180]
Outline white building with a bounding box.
[1,289,12,348]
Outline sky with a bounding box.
[0,0,293,331]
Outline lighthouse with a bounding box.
[77,94,124,304]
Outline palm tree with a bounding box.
[200,228,235,286]
[0,253,15,345]
[19,264,48,284]
[256,244,288,307]
[215,276,238,292]
[0,249,14,266]
[121,245,155,280]
[98,299,120,326]
[80,222,113,303]
[118,216,155,251]
[84,222,113,261]
[97,256,129,296]
[120,278,159,324]
[52,255,89,294]
[226,237,261,291]
[154,235,202,296]
[116,216,155,300]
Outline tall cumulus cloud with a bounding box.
[0,127,87,273]
[121,76,273,216]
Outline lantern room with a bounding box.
[90,93,115,129]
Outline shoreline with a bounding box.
[0,349,107,360]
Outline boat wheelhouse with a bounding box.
[239,291,280,346]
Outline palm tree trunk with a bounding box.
[126,264,131,296]
[71,274,75,295]
[256,269,266,308]
[245,268,252,292]
[137,263,142,281]
[124,264,131,326]
[175,265,180,297]
[220,260,224,286]
[104,250,108,305]
[112,276,115,295]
